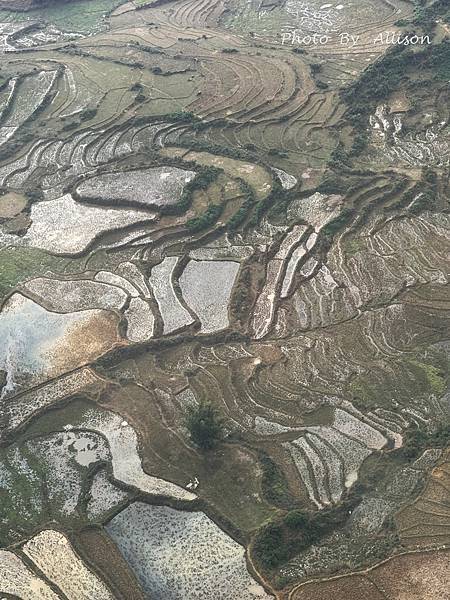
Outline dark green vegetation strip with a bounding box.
[253,485,365,572]
[341,39,450,155]
[398,425,450,462]
[227,179,257,232]
[161,166,222,216]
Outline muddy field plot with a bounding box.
[288,549,450,600]
[396,453,450,548]
[107,502,270,600]
[76,167,196,207]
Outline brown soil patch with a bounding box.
[289,550,450,600]
[0,192,27,219]
[50,311,122,378]
[75,528,146,600]
[396,454,450,548]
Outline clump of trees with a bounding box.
[160,166,222,216]
[0,370,6,392]
[420,39,450,80]
[186,402,224,450]
[385,167,439,215]
[178,136,254,161]
[412,0,450,27]
[399,424,450,461]
[186,203,223,232]
[268,148,288,158]
[320,207,355,239]
[227,179,256,232]
[259,453,296,508]
[165,110,200,123]
[341,46,410,124]
[247,177,286,227]
[79,108,97,121]
[330,37,449,171]
[229,265,253,325]
[342,39,450,128]
[253,484,365,570]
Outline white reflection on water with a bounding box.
[0,293,118,398]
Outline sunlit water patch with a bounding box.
[0,293,120,397]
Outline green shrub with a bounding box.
[228,179,257,232]
[79,108,97,121]
[259,453,295,508]
[186,203,223,232]
[186,402,224,450]
[253,485,365,571]
[160,166,222,216]
[400,425,450,461]
[165,110,199,123]
[320,208,355,238]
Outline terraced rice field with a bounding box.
[22,530,116,599]
[288,549,450,600]
[107,502,270,599]
[396,452,450,548]
[0,292,120,396]
[76,166,196,207]
[0,0,448,597]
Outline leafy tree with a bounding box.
[186,402,224,450]
[401,425,450,461]
[186,203,222,232]
[253,484,366,571]
[283,510,309,529]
